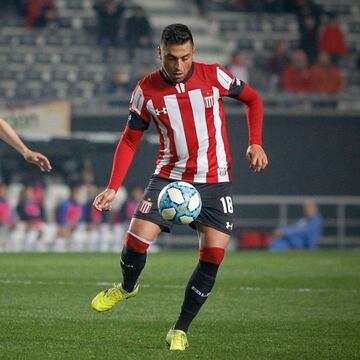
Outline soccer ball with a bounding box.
[157,181,202,225]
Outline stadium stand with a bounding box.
[0,0,360,251]
[0,0,359,112]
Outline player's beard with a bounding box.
[162,67,185,84]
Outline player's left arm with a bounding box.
[228,79,268,172]
[234,83,268,172]
[0,118,52,172]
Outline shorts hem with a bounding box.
[133,214,171,233]
[192,220,232,236]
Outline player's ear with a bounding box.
[157,46,162,61]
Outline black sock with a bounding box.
[120,246,147,293]
[174,261,220,333]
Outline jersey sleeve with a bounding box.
[211,64,263,146]
[211,64,245,98]
[128,81,151,131]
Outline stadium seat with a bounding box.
[7,183,24,209]
[44,184,71,222]
[238,231,271,249]
[35,53,53,64]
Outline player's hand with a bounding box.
[93,188,116,212]
[246,144,268,172]
[23,150,52,172]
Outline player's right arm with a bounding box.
[211,65,268,172]
[93,125,145,211]
[93,83,150,212]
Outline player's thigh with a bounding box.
[133,175,173,233]
[194,181,234,238]
[196,223,230,249]
[128,217,162,242]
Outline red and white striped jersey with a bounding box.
[128,62,245,184]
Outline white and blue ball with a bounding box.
[157,181,202,225]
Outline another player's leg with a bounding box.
[166,224,229,351]
[92,218,161,311]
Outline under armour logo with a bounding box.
[155,107,168,116]
[226,222,233,230]
[191,286,211,298]
[120,259,134,268]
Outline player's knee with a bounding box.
[199,247,225,265]
[120,235,148,273]
[124,231,151,254]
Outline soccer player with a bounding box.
[91,24,268,351]
[0,117,52,172]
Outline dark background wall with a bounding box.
[87,113,360,195]
[1,113,360,195]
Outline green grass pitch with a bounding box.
[0,250,359,359]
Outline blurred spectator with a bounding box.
[23,169,46,204]
[84,185,112,251]
[56,185,85,251]
[270,201,323,250]
[85,186,110,226]
[296,0,322,64]
[227,51,249,83]
[282,50,315,93]
[93,0,126,47]
[77,168,95,196]
[299,15,318,64]
[16,185,46,251]
[296,0,322,33]
[26,0,60,29]
[310,52,344,94]
[267,41,291,90]
[116,186,143,224]
[124,5,152,61]
[0,184,14,227]
[0,183,15,251]
[57,185,85,232]
[17,185,45,226]
[106,70,129,95]
[318,12,347,65]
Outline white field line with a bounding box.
[0,279,359,293]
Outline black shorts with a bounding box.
[133,175,234,235]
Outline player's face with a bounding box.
[158,41,194,83]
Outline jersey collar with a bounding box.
[160,63,195,86]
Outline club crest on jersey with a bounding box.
[154,107,168,116]
[218,167,228,176]
[203,90,214,108]
[139,200,153,214]
[203,95,214,108]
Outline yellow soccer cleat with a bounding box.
[91,283,139,312]
[166,328,189,351]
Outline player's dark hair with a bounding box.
[161,24,194,46]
